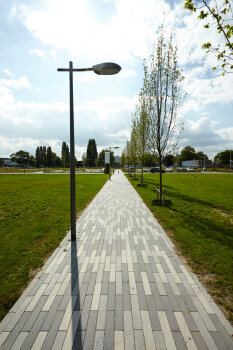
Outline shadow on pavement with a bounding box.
[71,241,82,349]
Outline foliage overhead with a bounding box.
[184,0,233,74]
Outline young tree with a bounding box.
[184,0,233,74]
[130,117,138,180]
[144,26,185,203]
[125,141,131,173]
[120,150,126,168]
[87,139,98,167]
[134,92,149,185]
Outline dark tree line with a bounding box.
[35,146,61,167]
[6,138,120,168]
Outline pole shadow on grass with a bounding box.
[70,240,83,349]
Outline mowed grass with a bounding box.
[0,174,108,321]
[128,173,233,322]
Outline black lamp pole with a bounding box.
[69,62,76,241]
[57,61,121,241]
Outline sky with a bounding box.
[0,0,232,160]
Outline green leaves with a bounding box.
[184,0,233,74]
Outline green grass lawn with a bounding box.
[0,174,108,321]
[128,173,233,323]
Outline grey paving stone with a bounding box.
[178,284,197,312]
[21,311,47,350]
[28,274,48,296]
[101,272,110,294]
[51,330,66,350]
[1,312,30,350]
[122,264,129,282]
[77,282,88,311]
[172,331,187,350]
[122,282,131,311]
[22,295,48,332]
[40,310,64,350]
[209,314,233,349]
[104,311,114,350]
[151,285,164,311]
[78,295,92,330]
[163,284,181,312]
[165,310,180,332]
[115,295,124,330]
[41,295,63,331]
[86,272,97,295]
[146,296,161,331]
[83,310,98,350]
[134,329,145,350]
[192,332,209,350]
[107,283,116,311]
[153,330,166,349]
[58,287,72,311]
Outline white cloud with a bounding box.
[180,117,233,158]
[15,0,170,62]
[30,49,45,57]
[2,69,14,77]
[30,48,57,59]
[0,76,30,90]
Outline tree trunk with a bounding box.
[159,154,162,204]
[140,165,144,185]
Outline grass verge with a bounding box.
[0,174,108,321]
[127,173,233,323]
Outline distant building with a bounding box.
[182,159,213,168]
[0,158,19,167]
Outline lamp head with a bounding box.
[92,62,121,75]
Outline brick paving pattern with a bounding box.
[0,170,232,349]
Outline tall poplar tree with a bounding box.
[61,141,67,168]
[47,146,52,166]
[87,139,98,167]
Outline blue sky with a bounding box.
[0,0,232,160]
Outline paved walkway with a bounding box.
[0,171,232,349]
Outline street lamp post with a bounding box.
[58,62,121,241]
[109,146,119,180]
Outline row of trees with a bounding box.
[11,143,69,168]
[9,138,117,168]
[122,143,233,168]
